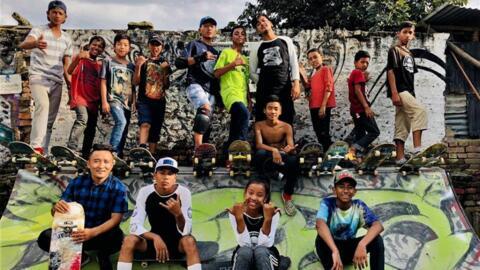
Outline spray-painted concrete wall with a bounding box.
[0,28,448,154]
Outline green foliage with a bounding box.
[237,0,467,31]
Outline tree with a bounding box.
[237,0,467,31]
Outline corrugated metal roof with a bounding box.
[422,4,480,31]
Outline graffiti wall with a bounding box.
[0,168,479,269]
[0,28,448,153]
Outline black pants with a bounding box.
[315,235,384,270]
[81,107,99,159]
[37,226,124,270]
[310,107,332,151]
[254,149,298,195]
[255,95,295,126]
[352,112,380,153]
[117,109,131,159]
[227,102,250,145]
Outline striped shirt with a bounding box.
[27,25,73,83]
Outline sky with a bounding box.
[1,0,479,30]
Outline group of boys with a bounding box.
[22,1,427,269]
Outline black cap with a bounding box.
[48,0,67,13]
[334,170,357,186]
[148,34,163,45]
[199,16,217,27]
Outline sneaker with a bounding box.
[395,158,407,166]
[282,192,297,216]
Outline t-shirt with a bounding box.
[61,174,128,228]
[137,57,172,102]
[130,184,192,239]
[27,25,73,83]
[386,46,418,97]
[100,57,135,108]
[348,69,369,114]
[181,39,219,93]
[309,65,336,109]
[316,197,378,240]
[229,211,280,247]
[250,36,300,99]
[214,48,249,111]
[69,58,102,111]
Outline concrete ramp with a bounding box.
[1,167,479,269]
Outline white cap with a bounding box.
[155,157,179,173]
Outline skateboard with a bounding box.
[129,147,157,176]
[51,146,88,175]
[356,143,396,175]
[8,141,59,175]
[399,143,448,175]
[298,142,323,177]
[228,140,252,177]
[193,143,216,177]
[113,154,131,177]
[49,202,85,270]
[318,140,349,173]
[133,241,218,269]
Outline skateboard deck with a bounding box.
[399,143,447,175]
[8,141,59,175]
[129,147,157,176]
[356,143,396,175]
[113,154,131,177]
[51,146,88,175]
[318,140,349,173]
[133,241,218,268]
[298,142,323,177]
[49,202,85,270]
[193,143,216,177]
[228,140,252,177]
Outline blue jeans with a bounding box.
[110,103,131,155]
[228,102,250,144]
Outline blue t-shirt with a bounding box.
[316,197,378,240]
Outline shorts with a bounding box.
[186,83,215,110]
[394,91,428,142]
[137,99,166,125]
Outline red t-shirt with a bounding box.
[309,66,336,109]
[69,58,102,111]
[348,69,368,114]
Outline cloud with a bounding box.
[0,0,251,30]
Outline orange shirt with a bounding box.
[309,65,336,109]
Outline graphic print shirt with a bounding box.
[100,57,135,108]
[386,45,418,97]
[229,211,280,247]
[138,57,172,102]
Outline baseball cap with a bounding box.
[155,157,179,173]
[148,34,163,45]
[334,170,357,186]
[48,0,67,13]
[199,16,217,27]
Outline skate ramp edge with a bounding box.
[1,168,479,270]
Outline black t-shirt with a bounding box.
[138,57,172,102]
[386,46,418,97]
[181,39,219,93]
[257,38,291,98]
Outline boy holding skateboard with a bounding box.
[346,50,380,161]
[133,34,172,155]
[37,144,128,270]
[66,36,106,159]
[387,21,427,164]
[117,157,202,270]
[175,16,219,149]
[299,48,336,151]
[254,95,298,216]
[214,25,250,149]
[19,0,73,155]
[315,170,384,270]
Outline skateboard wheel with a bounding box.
[125,171,130,177]
[440,157,445,164]
[246,154,251,162]
[327,155,332,160]
[374,150,381,157]
[194,157,199,165]
[193,170,197,177]
[358,169,364,175]
[228,154,233,162]
[308,171,313,178]
[229,170,234,177]
[148,161,154,168]
[246,171,251,177]
[299,157,305,164]
[421,156,427,163]
[318,157,322,163]
[53,160,58,166]
[374,170,379,176]
[129,162,134,168]
[402,170,407,176]
[12,157,16,163]
[52,171,57,176]
[71,160,77,166]
[141,261,148,269]
[208,170,213,177]
[391,151,397,158]
[31,156,38,163]
[212,157,216,165]
[316,170,321,176]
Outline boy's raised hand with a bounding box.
[263,202,280,219]
[135,55,147,67]
[232,53,245,67]
[226,202,244,220]
[36,33,47,53]
[159,196,182,217]
[78,47,90,59]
